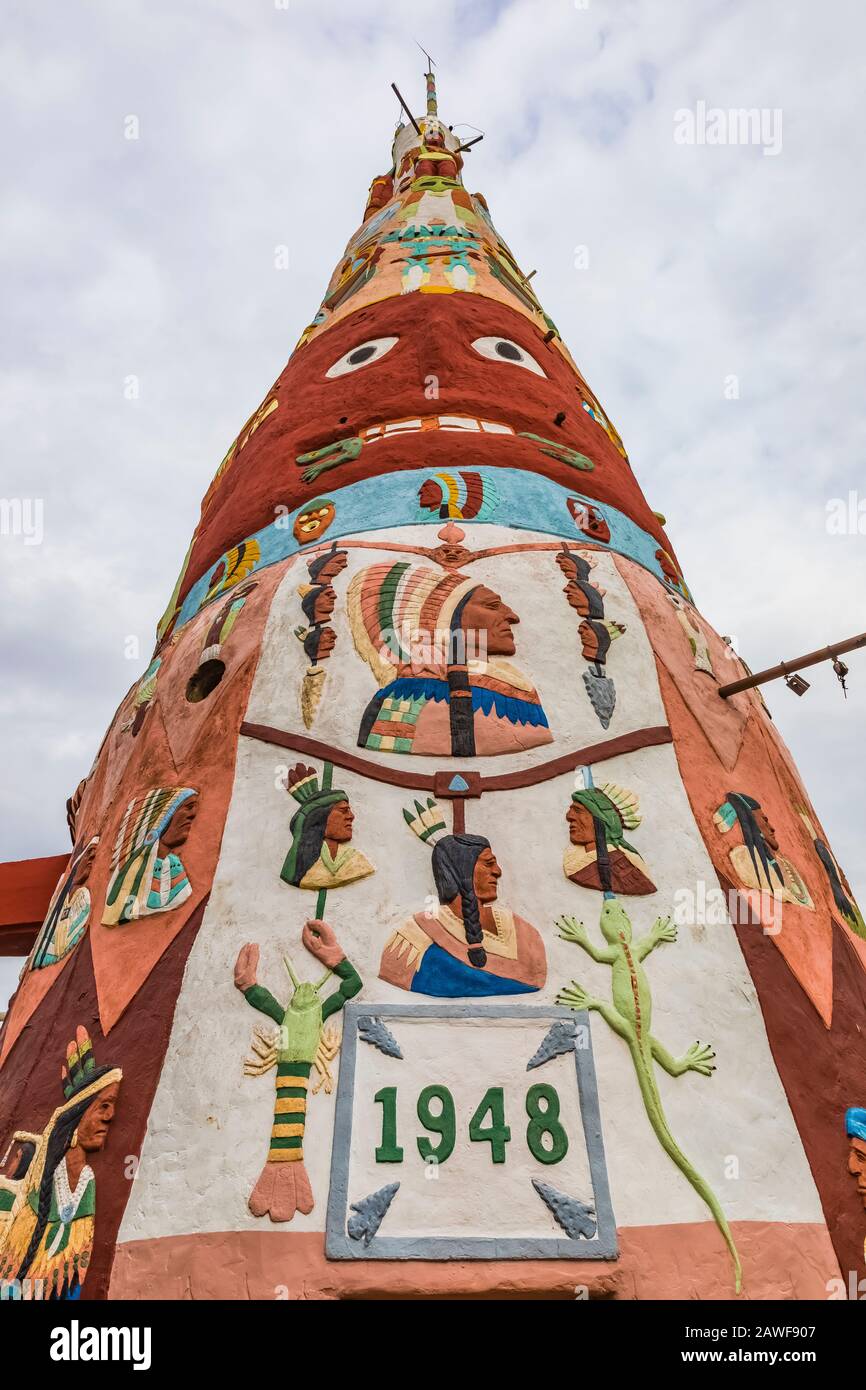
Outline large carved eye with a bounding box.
[471,336,546,376]
[325,337,398,378]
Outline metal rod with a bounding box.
[457,134,484,152]
[718,631,866,698]
[391,83,422,136]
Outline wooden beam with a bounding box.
[718,631,866,698]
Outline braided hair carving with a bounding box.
[431,834,490,969]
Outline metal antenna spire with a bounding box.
[415,40,436,75]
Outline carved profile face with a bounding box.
[564,579,592,616]
[566,802,596,847]
[309,549,348,584]
[75,840,98,885]
[314,627,337,661]
[418,479,443,511]
[325,800,354,844]
[458,585,519,657]
[160,796,198,851]
[314,585,337,622]
[77,1081,120,1153]
[849,1137,866,1211]
[753,807,780,854]
[294,500,335,544]
[473,847,502,904]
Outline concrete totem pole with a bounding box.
[1,72,864,1301]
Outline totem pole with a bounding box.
[1,70,864,1302]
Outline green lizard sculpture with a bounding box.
[556,896,742,1293]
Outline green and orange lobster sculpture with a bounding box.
[233,920,361,1222]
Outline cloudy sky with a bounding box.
[2,0,864,1002]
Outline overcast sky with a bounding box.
[2,0,864,1004]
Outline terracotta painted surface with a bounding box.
[730,916,866,1291]
[108,1221,838,1301]
[0,855,69,950]
[645,644,866,1025]
[0,903,207,1301]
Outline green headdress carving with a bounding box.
[570,782,641,854]
[280,763,348,889]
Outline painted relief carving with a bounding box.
[294,543,348,727]
[847,1108,866,1215]
[186,579,258,703]
[293,497,335,546]
[123,655,162,736]
[29,837,99,970]
[234,922,361,1222]
[379,798,546,997]
[556,898,741,1292]
[800,812,866,939]
[567,498,611,543]
[564,767,656,896]
[280,763,374,900]
[417,470,499,521]
[102,787,198,926]
[714,793,813,909]
[557,546,625,729]
[202,539,261,606]
[655,546,692,602]
[668,594,716,677]
[347,561,552,756]
[0,1029,122,1300]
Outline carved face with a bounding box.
[418,479,444,511]
[849,1137,866,1210]
[754,807,779,854]
[160,796,198,851]
[566,802,597,847]
[307,585,337,624]
[310,549,348,584]
[473,847,502,904]
[77,1081,120,1153]
[325,801,354,844]
[189,294,669,594]
[568,499,611,543]
[74,841,98,884]
[564,579,592,616]
[314,627,337,661]
[459,585,519,657]
[294,500,335,544]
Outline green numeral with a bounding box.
[526,1083,568,1164]
[468,1087,511,1163]
[374,1086,403,1162]
[416,1084,456,1164]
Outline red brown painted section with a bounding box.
[184,294,678,602]
[0,855,69,955]
[240,722,674,793]
[0,900,209,1300]
[108,1220,839,1301]
[730,904,866,1292]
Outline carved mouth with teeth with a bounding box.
[360,414,516,441]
